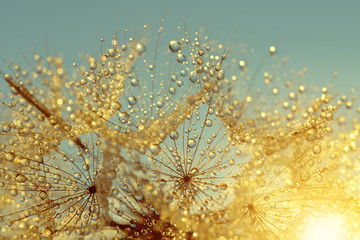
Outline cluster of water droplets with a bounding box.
[1,22,360,240]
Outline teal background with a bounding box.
[0,0,359,92]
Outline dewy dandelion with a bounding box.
[0,20,360,239]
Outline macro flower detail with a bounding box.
[1,22,360,240]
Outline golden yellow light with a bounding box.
[301,214,345,240]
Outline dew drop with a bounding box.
[313,145,322,155]
[70,207,75,213]
[159,179,166,186]
[110,102,121,111]
[177,80,184,87]
[136,43,146,54]
[135,194,143,201]
[10,189,18,196]
[74,172,81,180]
[89,63,97,70]
[208,151,216,159]
[189,71,197,83]
[205,120,213,127]
[190,168,199,175]
[150,144,161,156]
[187,139,196,148]
[269,46,277,56]
[131,78,139,86]
[127,96,137,105]
[169,87,176,95]
[239,60,247,70]
[177,54,186,63]
[34,154,43,163]
[156,100,164,108]
[16,174,27,183]
[256,169,264,176]
[29,183,37,191]
[170,130,179,140]
[2,125,11,132]
[39,191,47,200]
[171,74,178,82]
[121,184,129,191]
[109,189,119,197]
[220,183,228,190]
[42,228,52,238]
[217,72,224,81]
[315,174,323,182]
[118,112,129,123]
[38,176,46,183]
[6,153,15,162]
[169,40,182,53]
[117,210,124,216]
[4,74,13,81]
[82,164,89,171]
[300,170,311,181]
[108,48,116,57]
[305,128,317,142]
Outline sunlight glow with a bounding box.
[302,214,344,240]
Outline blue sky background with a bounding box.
[0,0,359,93]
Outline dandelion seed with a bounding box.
[0,135,105,237]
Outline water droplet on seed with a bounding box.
[205,120,213,127]
[127,96,137,105]
[89,63,97,70]
[177,54,186,63]
[6,153,15,162]
[74,172,81,180]
[220,183,228,190]
[82,164,89,171]
[150,144,161,156]
[10,189,18,196]
[191,168,199,175]
[269,46,277,56]
[189,71,197,83]
[170,130,179,140]
[2,125,11,132]
[169,87,176,95]
[187,139,196,148]
[313,145,322,154]
[208,152,216,159]
[136,43,146,54]
[131,78,139,86]
[169,40,182,53]
[300,171,311,181]
[16,174,27,183]
[39,191,47,200]
[108,48,116,57]
[239,60,247,70]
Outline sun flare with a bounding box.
[302,214,345,240]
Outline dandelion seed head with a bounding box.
[1,20,360,240]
